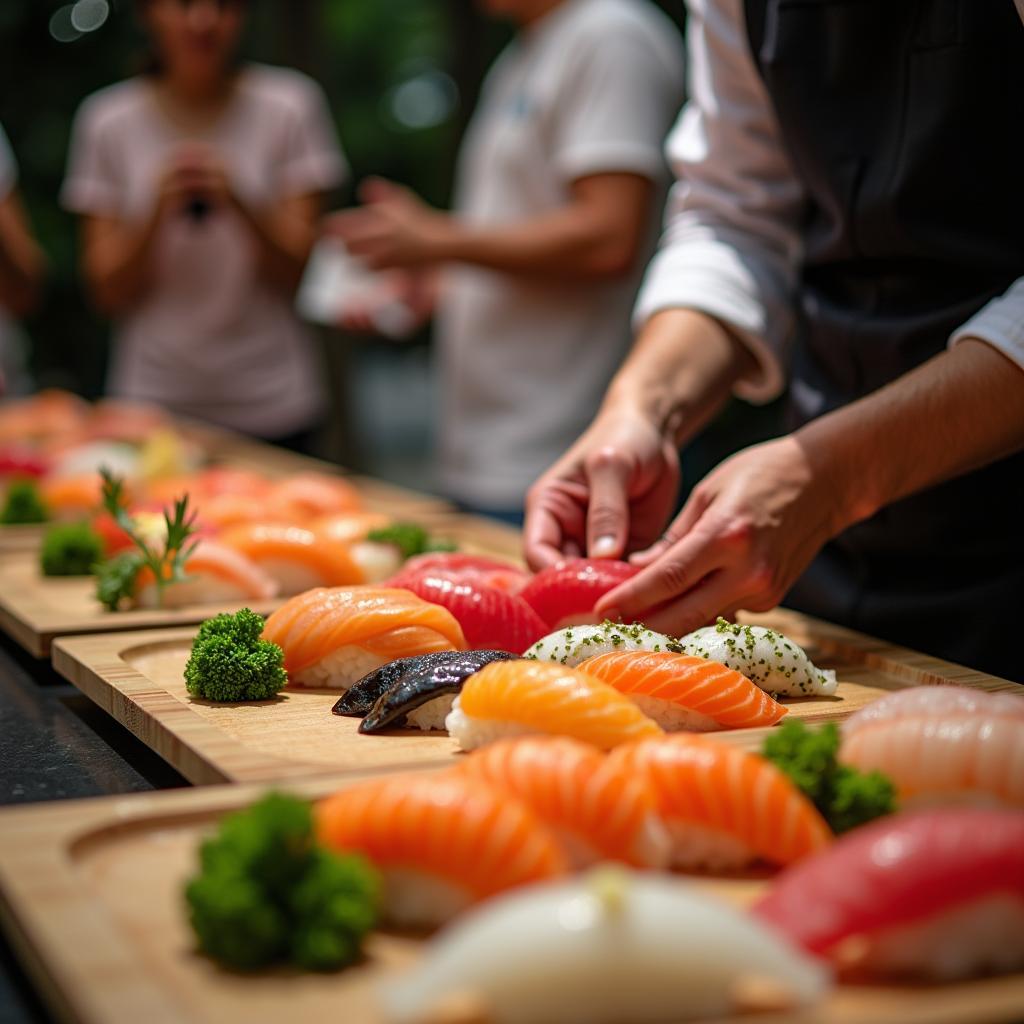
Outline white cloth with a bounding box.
[635,0,1024,392]
[62,65,346,437]
[438,0,685,509]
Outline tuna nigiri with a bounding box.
[315,773,567,926]
[518,559,638,628]
[455,737,670,869]
[581,650,788,731]
[262,586,466,688]
[607,734,833,869]
[446,660,663,752]
[389,552,529,594]
[755,808,1024,979]
[526,620,680,667]
[839,686,1024,807]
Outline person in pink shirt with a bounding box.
[62,0,346,450]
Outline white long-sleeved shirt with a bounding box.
[634,0,1024,401]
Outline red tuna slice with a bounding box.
[754,808,1024,957]
[389,553,529,594]
[396,571,548,652]
[519,559,639,629]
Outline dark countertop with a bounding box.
[0,633,187,1024]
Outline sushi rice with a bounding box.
[628,694,719,732]
[291,646,391,690]
[403,695,455,732]
[446,698,534,749]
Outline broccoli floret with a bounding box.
[367,522,458,561]
[95,552,143,611]
[0,479,48,525]
[40,522,104,576]
[762,720,896,833]
[184,608,287,702]
[184,793,379,972]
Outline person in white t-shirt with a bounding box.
[329,0,685,520]
[62,0,346,450]
[0,124,44,396]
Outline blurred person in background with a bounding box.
[62,0,346,452]
[329,0,685,523]
[0,123,45,397]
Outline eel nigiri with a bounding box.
[262,586,466,688]
[132,539,278,609]
[755,808,1024,979]
[455,736,670,869]
[390,569,548,652]
[356,650,516,733]
[315,773,567,927]
[518,559,639,628]
[446,660,663,752]
[219,523,400,593]
[839,686,1024,807]
[679,618,837,697]
[581,650,787,731]
[525,620,680,667]
[607,734,832,869]
[384,869,831,1024]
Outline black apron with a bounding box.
[743,0,1024,680]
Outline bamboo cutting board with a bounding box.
[1,779,1023,1024]
[51,610,1020,786]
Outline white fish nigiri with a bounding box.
[679,618,837,697]
[524,620,678,667]
[382,869,830,1024]
[842,685,1024,738]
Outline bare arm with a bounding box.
[80,209,163,315]
[234,190,322,294]
[0,191,44,316]
[328,173,654,283]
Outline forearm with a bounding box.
[234,199,317,293]
[799,338,1024,534]
[84,214,161,315]
[603,308,757,443]
[0,198,44,316]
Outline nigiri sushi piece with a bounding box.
[580,650,787,731]
[266,472,362,519]
[607,734,832,869]
[195,493,296,531]
[455,737,670,868]
[218,523,400,593]
[384,868,831,1024]
[525,620,680,667]
[132,539,278,610]
[754,808,1024,979]
[839,689,1024,807]
[679,618,837,697]
[446,660,663,752]
[39,473,105,522]
[262,586,465,688]
[315,773,567,927]
[358,650,516,733]
[310,510,393,544]
[389,552,528,593]
[389,570,548,652]
[518,558,638,628]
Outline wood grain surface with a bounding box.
[1,778,1022,1024]
[51,610,1020,786]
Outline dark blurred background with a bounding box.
[1,0,778,496]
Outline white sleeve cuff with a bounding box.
[948,278,1024,372]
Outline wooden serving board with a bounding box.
[0,523,46,552]
[51,610,1020,787]
[2,779,1023,1024]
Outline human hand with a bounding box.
[336,268,438,334]
[594,435,843,634]
[325,178,453,269]
[155,145,235,221]
[523,405,681,571]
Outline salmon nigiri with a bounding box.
[581,650,787,731]
[267,472,363,519]
[608,734,833,869]
[132,539,278,610]
[446,660,663,752]
[315,772,567,926]
[455,736,670,869]
[262,586,466,688]
[39,473,105,521]
[310,510,394,544]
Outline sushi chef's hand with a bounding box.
[595,435,842,635]
[327,178,452,270]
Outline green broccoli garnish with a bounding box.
[95,552,144,611]
[40,522,104,576]
[184,792,379,972]
[185,608,288,702]
[367,522,457,561]
[762,720,896,833]
[0,479,48,524]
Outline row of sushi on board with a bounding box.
[178,557,1024,1018]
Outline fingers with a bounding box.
[359,177,406,205]
[583,448,631,559]
[523,478,588,571]
[629,487,709,567]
